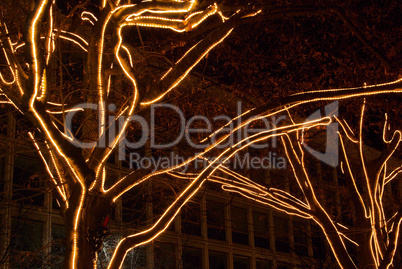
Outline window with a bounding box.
[154,242,176,269]
[153,185,175,232]
[121,191,147,225]
[50,224,66,268]
[207,200,226,241]
[181,201,201,236]
[52,197,62,209]
[293,221,308,256]
[123,246,147,269]
[253,211,270,249]
[11,219,43,251]
[10,219,43,268]
[277,262,291,269]
[274,216,290,253]
[12,153,44,206]
[209,251,227,269]
[233,255,249,269]
[182,247,202,269]
[231,206,249,245]
[311,225,326,260]
[256,259,272,269]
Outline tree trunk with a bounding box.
[62,193,113,269]
[64,222,96,269]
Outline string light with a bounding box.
[91,1,231,187]
[1,0,401,268]
[81,11,98,25]
[106,117,332,268]
[28,132,68,202]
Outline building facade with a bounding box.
[1,111,401,269]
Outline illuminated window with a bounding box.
[274,216,290,253]
[253,211,270,249]
[231,206,249,245]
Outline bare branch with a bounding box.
[221,185,313,219]
[338,132,370,217]
[281,134,358,269]
[385,165,402,185]
[379,209,402,269]
[142,13,237,105]
[207,175,313,218]
[372,130,401,183]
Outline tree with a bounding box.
[0,0,401,269]
[201,101,402,269]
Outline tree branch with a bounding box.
[379,209,402,269]
[208,176,313,218]
[140,12,238,105]
[281,134,358,269]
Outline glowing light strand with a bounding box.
[107,117,329,269]
[281,133,357,269]
[91,1,229,186]
[28,132,67,203]
[26,2,87,267]
[3,0,400,267]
